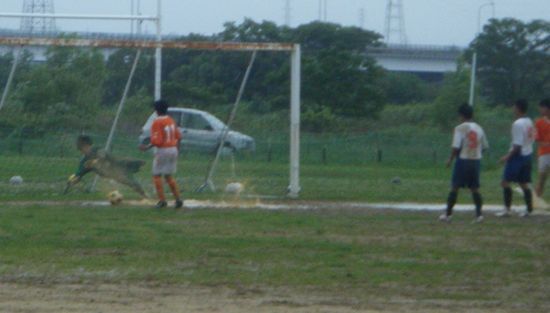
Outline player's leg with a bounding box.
[161,147,183,209]
[470,160,483,222]
[518,156,533,216]
[470,188,483,222]
[499,180,513,217]
[152,152,167,208]
[153,175,167,208]
[536,155,550,197]
[118,174,147,199]
[498,157,519,217]
[164,174,183,208]
[441,187,459,221]
[440,159,462,222]
[536,172,548,197]
[519,183,533,216]
[467,159,483,222]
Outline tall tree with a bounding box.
[468,18,550,104]
[294,22,385,117]
[9,46,107,132]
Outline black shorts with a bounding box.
[503,154,532,183]
[452,158,481,189]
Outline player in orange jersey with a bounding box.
[535,99,550,198]
[140,100,183,209]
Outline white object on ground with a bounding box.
[225,182,244,195]
[107,190,124,205]
[9,176,23,185]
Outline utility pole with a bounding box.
[318,0,327,22]
[384,0,407,45]
[21,0,56,33]
[284,0,291,27]
[359,7,365,29]
[130,0,143,35]
[130,0,134,34]
[469,1,495,107]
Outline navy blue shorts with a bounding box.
[503,154,532,183]
[452,159,481,189]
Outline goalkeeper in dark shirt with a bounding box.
[65,135,147,198]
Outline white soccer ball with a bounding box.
[225,182,244,195]
[107,190,124,205]
[9,176,23,185]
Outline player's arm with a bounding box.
[500,145,521,163]
[446,148,460,168]
[64,158,90,194]
[500,123,523,163]
[140,120,161,151]
[447,127,461,167]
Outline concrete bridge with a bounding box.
[366,44,465,80]
[0,29,465,80]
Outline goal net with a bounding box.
[0,29,301,202]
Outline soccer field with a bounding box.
[0,153,526,205]
[0,204,548,312]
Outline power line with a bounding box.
[358,7,365,29]
[318,0,328,22]
[130,0,143,34]
[21,0,56,33]
[284,0,291,27]
[384,0,407,45]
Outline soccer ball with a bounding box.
[9,176,23,185]
[107,190,124,205]
[391,177,402,185]
[225,182,244,195]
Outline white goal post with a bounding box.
[0,3,302,198]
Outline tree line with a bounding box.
[0,18,547,134]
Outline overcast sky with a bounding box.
[1,0,548,46]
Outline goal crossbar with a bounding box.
[0,36,295,52]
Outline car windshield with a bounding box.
[203,112,226,131]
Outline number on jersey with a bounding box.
[467,130,478,149]
[164,124,176,143]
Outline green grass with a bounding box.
[0,123,541,205]
[0,205,548,310]
[0,153,540,206]
[1,151,541,207]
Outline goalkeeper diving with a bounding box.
[65,135,147,198]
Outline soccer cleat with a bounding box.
[472,216,484,224]
[495,210,511,218]
[518,211,530,218]
[439,214,452,223]
[155,200,167,209]
[175,199,184,209]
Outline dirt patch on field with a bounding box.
[0,283,529,313]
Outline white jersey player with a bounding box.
[498,99,535,217]
[440,104,488,223]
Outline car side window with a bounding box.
[167,112,182,127]
[187,114,213,131]
[181,113,192,129]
